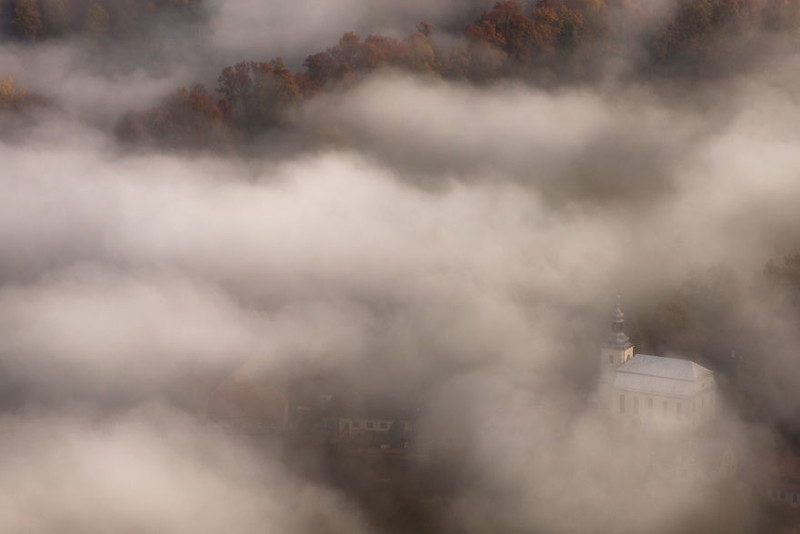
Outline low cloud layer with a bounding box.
[0,406,370,533]
[2,0,800,531]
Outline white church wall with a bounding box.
[611,389,717,430]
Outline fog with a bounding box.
[2,0,800,531]
[0,406,370,533]
[205,0,489,66]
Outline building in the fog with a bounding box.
[750,453,800,508]
[597,299,717,430]
[320,391,415,448]
[207,374,289,435]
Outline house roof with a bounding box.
[613,354,714,398]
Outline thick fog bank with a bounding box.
[2,7,800,529]
[0,405,370,533]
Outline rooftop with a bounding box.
[613,354,714,398]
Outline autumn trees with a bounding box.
[1,0,198,40]
[302,28,438,89]
[0,76,49,134]
[117,24,444,148]
[458,0,797,78]
[118,59,308,148]
[648,0,790,69]
[117,85,233,150]
[216,59,301,135]
[114,0,800,150]
[0,77,28,109]
[467,1,536,62]
[460,0,594,78]
[4,0,800,64]
[10,0,43,38]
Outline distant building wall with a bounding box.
[611,387,717,429]
[752,454,800,508]
[323,416,412,446]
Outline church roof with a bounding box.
[613,354,714,398]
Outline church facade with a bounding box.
[598,300,717,430]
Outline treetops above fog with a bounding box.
[3,0,800,148]
[1,0,198,40]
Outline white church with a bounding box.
[597,299,717,430]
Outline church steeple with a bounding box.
[606,296,632,350]
[600,297,634,382]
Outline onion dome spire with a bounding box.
[606,295,632,349]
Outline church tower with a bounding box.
[597,297,634,405]
[601,297,634,372]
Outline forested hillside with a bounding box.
[0,0,199,40]
[4,0,800,149]
[109,0,800,149]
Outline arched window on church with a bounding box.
[619,394,625,414]
[609,354,614,364]
[633,397,639,416]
